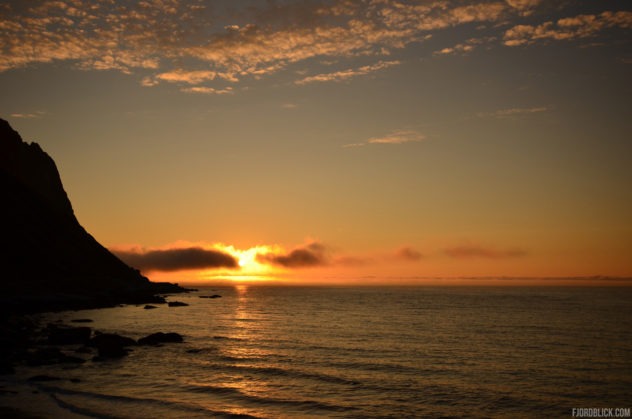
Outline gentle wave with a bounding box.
[39,384,263,419]
[198,362,360,386]
[325,359,425,375]
[183,382,356,413]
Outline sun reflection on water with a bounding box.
[220,285,279,399]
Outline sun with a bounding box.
[237,251,258,270]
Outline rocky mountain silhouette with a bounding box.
[0,118,184,312]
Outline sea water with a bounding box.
[2,286,631,418]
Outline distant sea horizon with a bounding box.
[174,275,632,288]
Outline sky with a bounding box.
[1,0,631,285]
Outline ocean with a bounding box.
[2,286,631,418]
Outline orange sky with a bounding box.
[110,240,632,286]
[2,1,631,285]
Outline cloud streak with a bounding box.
[477,106,550,118]
[10,112,45,119]
[434,36,494,56]
[445,245,527,259]
[394,246,423,262]
[368,130,425,145]
[114,247,238,272]
[295,60,401,85]
[345,129,424,148]
[181,86,234,95]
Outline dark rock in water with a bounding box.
[88,333,136,358]
[28,375,61,382]
[167,301,189,307]
[138,332,183,345]
[199,295,222,299]
[70,319,93,323]
[47,325,92,345]
[0,118,187,314]
[25,347,85,366]
[144,305,158,310]
[93,348,127,359]
[88,333,136,348]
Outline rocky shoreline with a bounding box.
[0,292,210,418]
[0,284,188,316]
[0,293,195,376]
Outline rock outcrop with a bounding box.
[0,118,185,313]
[88,333,137,359]
[138,332,184,345]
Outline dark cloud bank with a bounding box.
[257,242,328,268]
[257,243,425,268]
[114,247,238,272]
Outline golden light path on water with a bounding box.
[209,284,282,415]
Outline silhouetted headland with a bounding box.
[0,118,186,314]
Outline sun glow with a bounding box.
[207,244,280,282]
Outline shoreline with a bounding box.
[0,281,193,316]
[1,380,88,419]
[0,290,196,417]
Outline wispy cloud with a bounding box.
[333,255,372,267]
[368,130,425,145]
[0,0,187,73]
[345,129,425,148]
[180,86,234,95]
[434,37,495,56]
[477,106,550,118]
[393,246,423,262]
[505,0,543,16]
[154,70,217,85]
[435,43,475,56]
[445,244,527,259]
[504,11,632,46]
[10,111,46,119]
[295,60,400,85]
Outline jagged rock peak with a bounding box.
[0,118,75,218]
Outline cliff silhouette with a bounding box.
[0,119,184,312]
